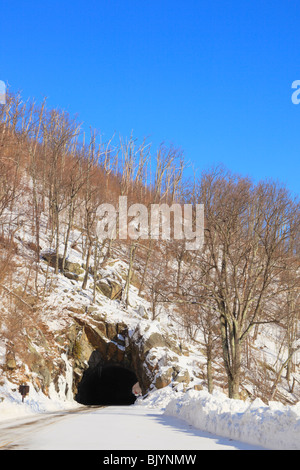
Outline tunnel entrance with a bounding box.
[76,362,138,406]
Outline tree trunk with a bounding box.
[62,199,75,272]
[206,352,214,394]
[123,242,137,307]
[55,209,60,275]
[220,310,241,399]
[82,240,92,290]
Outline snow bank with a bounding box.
[164,389,300,450]
[0,378,79,422]
[136,385,182,409]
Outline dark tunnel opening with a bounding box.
[76,363,139,406]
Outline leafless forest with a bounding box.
[0,91,299,403]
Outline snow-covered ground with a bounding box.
[0,379,299,450]
[0,194,299,452]
[0,406,264,451]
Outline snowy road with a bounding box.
[0,405,265,450]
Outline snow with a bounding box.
[163,389,300,450]
[0,261,299,450]
[0,378,80,422]
[7,405,264,450]
[0,378,300,449]
[0,189,299,451]
[137,387,300,450]
[0,400,264,450]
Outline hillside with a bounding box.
[0,91,299,443]
[0,209,300,450]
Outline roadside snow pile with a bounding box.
[164,389,300,450]
[136,385,181,410]
[0,379,79,422]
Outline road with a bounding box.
[0,405,266,451]
[0,405,94,450]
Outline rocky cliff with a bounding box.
[1,255,200,405]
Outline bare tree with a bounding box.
[81,132,106,290]
[42,108,80,274]
[192,168,300,398]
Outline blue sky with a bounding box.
[1,0,299,196]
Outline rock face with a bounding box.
[42,252,84,274]
[5,351,17,370]
[129,322,184,394]
[34,253,188,398]
[2,308,191,402]
[66,313,191,398]
[94,279,123,300]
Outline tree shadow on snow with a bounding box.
[147,412,266,450]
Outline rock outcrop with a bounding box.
[4,308,192,401]
[1,254,192,402]
[66,313,191,397]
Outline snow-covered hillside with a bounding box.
[0,116,299,450]
[0,195,299,449]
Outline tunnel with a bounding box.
[75,362,139,406]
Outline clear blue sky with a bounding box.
[1,0,299,196]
